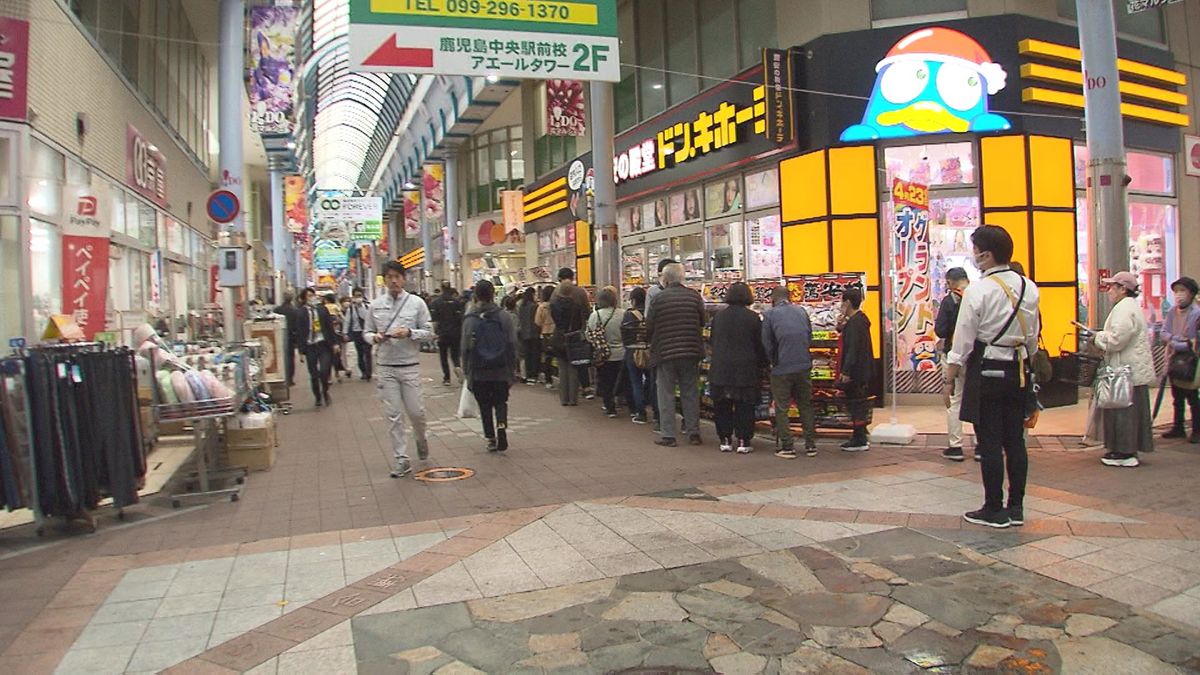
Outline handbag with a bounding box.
[565,331,594,366]
[1094,364,1134,409]
[1168,348,1198,384]
[1032,336,1053,384]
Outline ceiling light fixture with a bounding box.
[486,73,500,83]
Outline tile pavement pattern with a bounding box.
[3,462,1199,673]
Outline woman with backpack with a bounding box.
[462,280,518,452]
[587,286,626,418]
[621,287,654,425]
[517,287,540,384]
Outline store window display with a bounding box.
[744,168,779,210]
[673,233,706,282]
[746,214,782,280]
[710,221,744,279]
[30,220,61,329]
[706,177,742,217]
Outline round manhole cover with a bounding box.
[413,467,475,482]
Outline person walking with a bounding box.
[943,225,1040,529]
[762,285,817,459]
[1159,276,1200,443]
[344,287,373,380]
[646,262,706,447]
[273,290,302,387]
[709,282,768,454]
[324,293,350,381]
[535,285,557,388]
[431,286,466,386]
[621,287,654,425]
[363,261,435,478]
[297,287,338,408]
[462,280,518,452]
[517,287,540,384]
[588,286,626,418]
[935,267,973,461]
[1094,272,1156,467]
[551,268,591,406]
[838,288,874,453]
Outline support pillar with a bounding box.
[269,170,286,301]
[589,81,619,288]
[218,0,246,340]
[1076,0,1128,325]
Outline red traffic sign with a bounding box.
[207,190,240,224]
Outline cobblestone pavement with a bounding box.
[1,355,1199,673]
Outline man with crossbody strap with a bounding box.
[364,261,435,478]
[943,226,1040,530]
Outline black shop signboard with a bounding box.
[614,64,798,203]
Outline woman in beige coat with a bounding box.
[1093,272,1156,467]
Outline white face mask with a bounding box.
[973,252,989,270]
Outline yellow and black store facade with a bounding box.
[523,152,595,286]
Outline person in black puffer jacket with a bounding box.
[646,262,706,447]
[709,282,768,454]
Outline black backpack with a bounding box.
[470,310,508,371]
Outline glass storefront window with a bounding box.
[1075,145,1172,195]
[646,240,671,278]
[109,185,126,236]
[672,233,706,283]
[167,218,185,255]
[709,221,743,278]
[745,168,780,210]
[0,135,15,205]
[669,188,702,224]
[27,139,63,218]
[883,142,975,187]
[1079,199,1179,326]
[746,214,782,280]
[109,251,131,312]
[623,246,646,286]
[30,220,61,329]
[139,203,156,248]
[0,216,19,338]
[705,177,742,217]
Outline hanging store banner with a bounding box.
[890,179,938,389]
[62,235,110,340]
[347,0,620,82]
[314,240,350,270]
[247,6,298,134]
[284,175,308,233]
[127,125,167,208]
[423,163,446,225]
[1127,0,1181,13]
[501,190,525,233]
[546,79,586,136]
[314,196,383,224]
[762,48,794,145]
[403,190,421,237]
[149,249,163,310]
[0,18,29,122]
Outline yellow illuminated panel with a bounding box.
[1038,286,1078,357]
[1029,135,1074,208]
[828,145,878,216]
[1032,211,1077,285]
[524,200,569,222]
[981,136,1028,208]
[1022,87,1191,127]
[780,150,827,223]
[983,211,1030,270]
[1018,38,1186,86]
[574,219,590,256]
[1019,63,1187,106]
[862,291,881,361]
[831,218,880,288]
[782,221,829,276]
[525,189,568,214]
[523,177,566,203]
[575,256,592,286]
[370,0,600,26]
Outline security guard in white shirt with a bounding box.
[943,225,1040,530]
[363,261,435,478]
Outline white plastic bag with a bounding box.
[457,381,478,418]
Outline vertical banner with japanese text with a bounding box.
[546,79,586,136]
[891,179,937,391]
[248,6,298,134]
[284,175,308,233]
[762,48,793,145]
[62,235,110,339]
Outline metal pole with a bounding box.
[589,81,619,288]
[269,170,286,301]
[444,155,460,284]
[1075,0,1128,325]
[218,0,246,340]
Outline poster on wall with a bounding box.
[747,214,782,280]
[546,80,586,137]
[891,179,939,393]
[247,6,298,134]
[403,190,420,238]
[0,18,30,122]
[62,235,110,339]
[705,178,742,217]
[284,176,307,233]
[669,189,702,224]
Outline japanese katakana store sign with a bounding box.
[62,234,110,340]
[347,0,619,82]
[613,66,795,201]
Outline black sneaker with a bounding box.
[655,438,677,447]
[775,448,797,459]
[632,413,647,425]
[390,460,412,479]
[974,453,981,462]
[1190,433,1200,445]
[1101,453,1139,467]
[442,379,452,387]
[486,438,498,452]
[689,434,703,446]
[942,447,965,462]
[416,439,429,461]
[324,392,333,406]
[497,427,508,452]
[841,440,869,452]
[315,397,323,408]
[805,444,818,457]
[1008,506,1024,526]
[1163,427,1186,439]
[964,508,1011,528]
[602,407,618,419]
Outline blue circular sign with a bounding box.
[207,190,240,224]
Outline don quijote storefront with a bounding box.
[782,13,1189,405]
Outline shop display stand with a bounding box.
[158,398,245,508]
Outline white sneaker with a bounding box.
[719,443,733,453]
[1101,454,1139,467]
[736,445,753,454]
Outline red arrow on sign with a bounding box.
[363,36,434,68]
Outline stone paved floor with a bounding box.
[0,355,1199,673]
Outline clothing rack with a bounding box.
[1,342,147,535]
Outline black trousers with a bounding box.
[523,337,541,381]
[472,380,510,440]
[1171,384,1200,432]
[974,378,1028,511]
[303,342,333,399]
[846,382,870,443]
[350,331,373,378]
[597,360,622,411]
[439,337,461,381]
[285,342,297,385]
[715,398,756,444]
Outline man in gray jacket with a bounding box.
[762,286,817,458]
[364,261,435,478]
